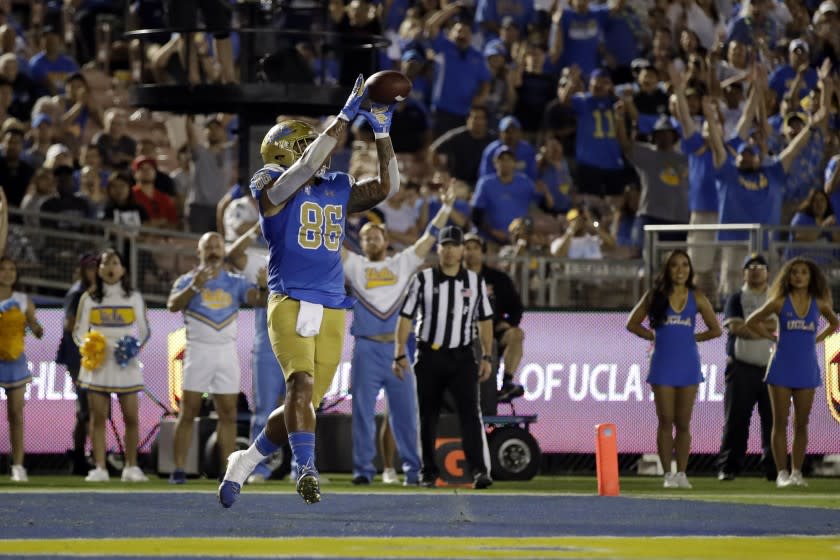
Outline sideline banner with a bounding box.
[2,310,837,455]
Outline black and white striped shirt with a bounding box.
[399,267,494,349]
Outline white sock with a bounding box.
[242,444,266,466]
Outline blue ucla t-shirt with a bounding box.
[249,164,354,309]
[715,157,785,241]
[539,161,574,213]
[471,172,540,232]
[478,139,537,179]
[571,93,624,169]
[768,65,817,101]
[560,8,607,78]
[431,33,492,117]
[680,131,718,213]
[28,53,80,94]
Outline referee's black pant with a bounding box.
[415,343,489,481]
[716,359,775,479]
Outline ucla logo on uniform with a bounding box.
[365,267,397,289]
[200,289,234,310]
[91,307,136,327]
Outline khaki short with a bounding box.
[266,294,346,407]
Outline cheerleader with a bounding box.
[73,249,150,482]
[746,257,839,488]
[0,257,44,482]
[627,250,722,489]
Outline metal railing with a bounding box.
[8,209,645,309]
[645,223,840,307]
[9,210,839,310]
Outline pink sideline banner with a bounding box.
[1,310,838,455]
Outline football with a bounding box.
[365,70,412,105]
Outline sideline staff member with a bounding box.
[716,253,776,481]
[393,226,495,489]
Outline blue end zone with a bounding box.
[2,493,839,539]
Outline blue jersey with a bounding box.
[648,292,703,387]
[571,93,624,170]
[249,164,354,309]
[559,8,607,78]
[478,139,537,179]
[471,172,539,233]
[680,131,718,213]
[766,296,821,388]
[715,157,785,241]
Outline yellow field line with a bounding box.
[2,537,840,559]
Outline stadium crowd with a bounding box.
[0,0,836,303]
[0,0,839,488]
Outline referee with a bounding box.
[393,226,495,489]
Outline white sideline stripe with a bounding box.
[0,489,839,500]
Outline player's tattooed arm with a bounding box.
[349,137,397,213]
[324,117,348,140]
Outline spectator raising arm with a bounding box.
[424,2,462,38]
[669,64,695,138]
[704,96,728,169]
[557,66,583,105]
[732,72,760,142]
[549,8,564,66]
[814,60,834,138]
[613,99,632,157]
[410,185,456,259]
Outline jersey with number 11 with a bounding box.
[249,164,355,309]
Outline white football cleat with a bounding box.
[663,472,678,488]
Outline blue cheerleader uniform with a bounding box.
[765,296,821,389]
[648,291,704,387]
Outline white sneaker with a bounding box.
[674,472,692,489]
[85,466,110,482]
[663,472,678,488]
[10,465,28,482]
[382,468,398,485]
[246,473,267,485]
[222,450,260,487]
[776,469,792,488]
[121,466,148,482]
[789,470,808,487]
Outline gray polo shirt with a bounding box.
[626,143,690,223]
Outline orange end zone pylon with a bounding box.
[595,423,620,496]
